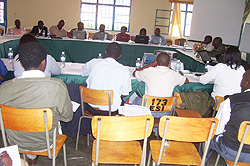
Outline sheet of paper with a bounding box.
[0,145,21,166]
[119,105,152,116]
[71,101,80,112]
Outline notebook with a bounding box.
[73,30,85,39]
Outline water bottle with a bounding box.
[136,58,141,69]
[184,42,187,51]
[97,53,102,59]
[159,38,162,46]
[204,61,209,73]
[86,32,89,39]
[60,51,66,68]
[42,31,45,37]
[175,60,181,72]
[164,139,170,148]
[8,48,13,63]
[104,33,107,40]
[10,29,13,37]
[47,32,50,38]
[113,34,117,41]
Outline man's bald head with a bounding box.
[241,70,250,90]
[156,53,170,66]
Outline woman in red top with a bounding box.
[116,26,130,42]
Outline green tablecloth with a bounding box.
[52,74,213,101]
[0,38,205,72]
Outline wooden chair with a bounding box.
[166,39,172,46]
[175,38,187,46]
[0,105,67,166]
[75,86,113,150]
[91,115,154,166]
[147,115,218,166]
[212,96,224,117]
[130,36,136,41]
[110,34,114,40]
[88,32,95,39]
[24,27,33,34]
[215,121,250,166]
[142,95,177,127]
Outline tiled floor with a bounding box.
[0,133,227,166]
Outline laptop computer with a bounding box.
[198,50,218,66]
[134,35,149,44]
[73,30,86,39]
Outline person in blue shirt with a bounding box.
[0,58,8,85]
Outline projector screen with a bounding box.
[189,0,245,46]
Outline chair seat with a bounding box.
[150,140,202,165]
[226,160,250,166]
[176,109,202,118]
[92,140,142,164]
[19,134,67,157]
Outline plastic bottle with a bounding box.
[175,60,181,72]
[104,33,107,40]
[8,48,13,63]
[86,32,89,39]
[97,53,102,59]
[159,38,162,46]
[113,34,117,41]
[136,58,141,69]
[183,42,187,51]
[164,139,170,148]
[204,61,209,73]
[47,32,50,38]
[10,29,13,37]
[42,31,45,37]
[60,51,66,68]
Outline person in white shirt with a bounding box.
[13,34,61,77]
[81,42,131,115]
[199,46,245,98]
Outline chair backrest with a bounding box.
[175,38,186,45]
[166,39,172,46]
[212,96,224,117]
[130,36,136,41]
[110,34,114,40]
[142,95,177,115]
[92,115,154,141]
[0,25,5,35]
[89,32,95,39]
[79,86,113,115]
[0,105,52,132]
[159,115,218,142]
[24,27,33,34]
[6,26,15,34]
[174,92,182,108]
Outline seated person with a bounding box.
[69,22,86,38]
[200,70,250,165]
[150,28,167,45]
[116,26,130,42]
[202,35,214,51]
[0,58,8,85]
[199,46,245,98]
[93,24,111,40]
[7,19,25,35]
[134,28,149,44]
[30,20,48,37]
[0,42,73,165]
[49,20,67,38]
[81,42,131,115]
[207,37,225,62]
[133,53,189,108]
[13,34,61,77]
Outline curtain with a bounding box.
[169,0,193,4]
[169,3,183,37]
[243,0,250,25]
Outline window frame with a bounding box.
[170,2,193,37]
[80,0,132,31]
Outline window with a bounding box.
[80,0,131,31]
[170,3,193,37]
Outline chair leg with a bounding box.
[52,155,56,166]
[92,161,95,166]
[87,134,90,146]
[23,154,26,161]
[214,154,220,166]
[75,116,83,150]
[147,150,152,166]
[63,143,67,166]
[152,161,156,166]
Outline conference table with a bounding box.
[0,35,206,72]
[1,36,213,137]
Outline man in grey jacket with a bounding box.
[0,42,73,164]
